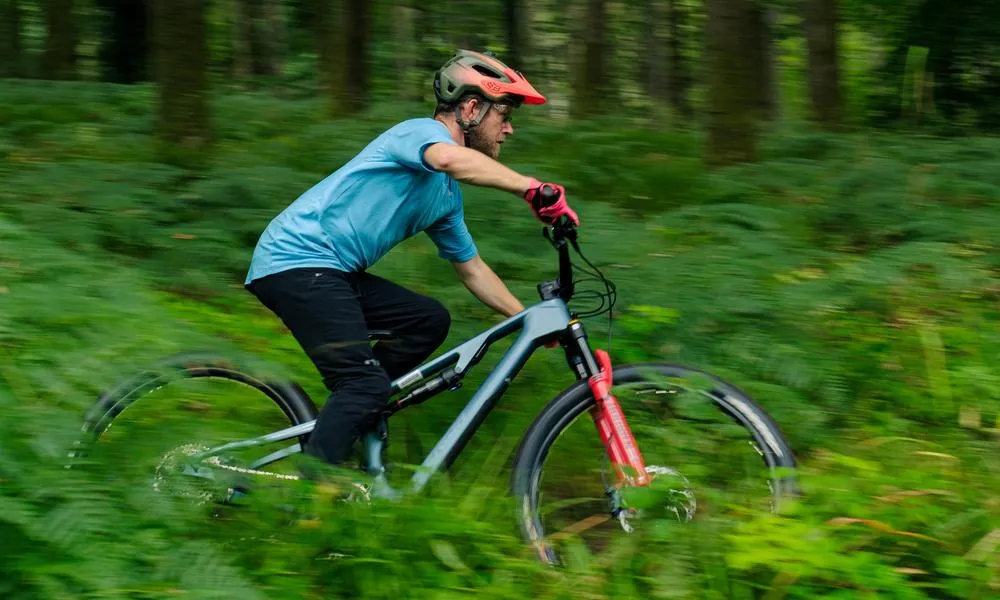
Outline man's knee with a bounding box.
[419,297,451,348]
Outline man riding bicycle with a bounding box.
[244,50,579,470]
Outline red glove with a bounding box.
[524,178,580,226]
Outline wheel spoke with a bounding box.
[549,513,612,541]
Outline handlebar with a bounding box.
[537,184,561,208]
[535,186,615,318]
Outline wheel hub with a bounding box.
[609,465,697,532]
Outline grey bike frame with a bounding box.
[195,297,578,497]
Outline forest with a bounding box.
[1,0,999,598]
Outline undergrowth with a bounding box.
[1,81,998,598]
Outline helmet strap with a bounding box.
[454,98,492,145]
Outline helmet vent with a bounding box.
[473,65,502,78]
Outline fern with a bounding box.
[2,82,999,598]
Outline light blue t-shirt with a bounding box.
[245,118,478,284]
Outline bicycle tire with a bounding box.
[77,352,318,454]
[510,362,798,565]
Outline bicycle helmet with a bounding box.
[434,50,546,130]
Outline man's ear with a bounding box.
[460,96,481,121]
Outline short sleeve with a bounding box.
[426,206,478,263]
[383,120,455,172]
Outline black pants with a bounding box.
[248,267,451,464]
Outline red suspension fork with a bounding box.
[588,349,651,487]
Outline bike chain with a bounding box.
[202,455,301,481]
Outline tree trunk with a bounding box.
[803,0,841,129]
[343,0,370,113]
[233,0,284,80]
[647,0,669,103]
[98,0,150,83]
[414,3,431,101]
[504,0,531,71]
[258,0,286,77]
[667,0,692,118]
[748,1,778,121]
[572,0,609,118]
[705,0,758,165]
[152,0,211,159]
[232,0,252,81]
[317,0,370,117]
[450,0,485,51]
[1,0,23,77]
[393,2,418,101]
[246,0,268,76]
[42,0,76,80]
[761,7,779,120]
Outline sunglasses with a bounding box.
[491,102,515,123]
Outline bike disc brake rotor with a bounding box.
[611,464,697,533]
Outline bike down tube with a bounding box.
[405,299,573,494]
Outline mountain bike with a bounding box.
[75,187,799,564]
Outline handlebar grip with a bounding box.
[537,184,561,207]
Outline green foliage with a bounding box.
[1,82,999,598]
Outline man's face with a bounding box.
[464,100,515,159]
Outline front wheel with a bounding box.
[511,362,798,565]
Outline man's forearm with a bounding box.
[426,144,533,195]
[455,258,524,317]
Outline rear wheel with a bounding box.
[511,363,798,565]
[73,353,318,505]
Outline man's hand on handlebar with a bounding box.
[523,178,580,226]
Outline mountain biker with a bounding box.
[243,50,580,471]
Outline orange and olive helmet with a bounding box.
[433,50,546,107]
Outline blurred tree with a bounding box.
[413,2,434,102]
[572,0,610,118]
[0,0,23,77]
[97,0,150,83]
[317,0,370,116]
[638,0,668,104]
[667,0,692,119]
[448,0,489,52]
[504,0,530,72]
[257,0,286,77]
[42,0,77,80]
[705,0,758,164]
[391,2,411,95]
[882,0,1000,129]
[749,1,779,120]
[803,0,841,129]
[232,0,253,80]
[289,0,318,57]
[392,1,426,102]
[233,0,285,83]
[152,0,211,161]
